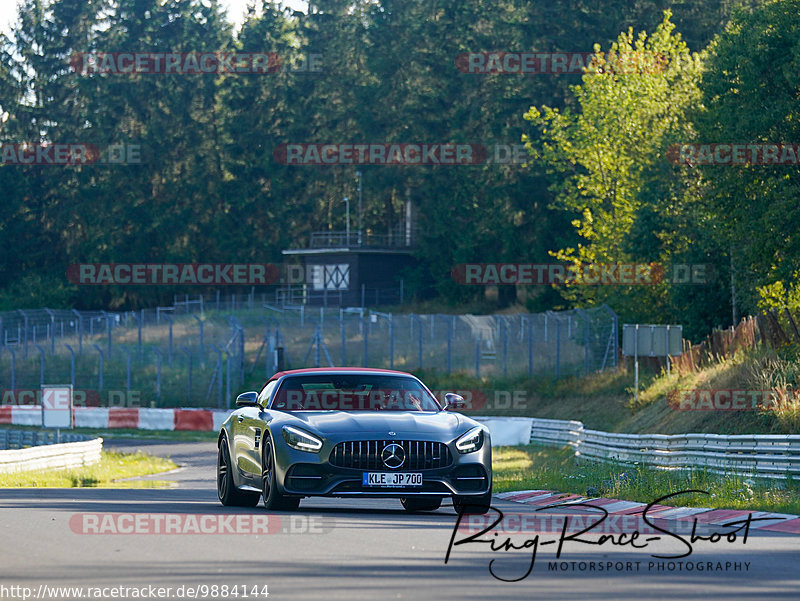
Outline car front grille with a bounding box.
[329,440,452,470]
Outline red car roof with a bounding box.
[268,367,414,381]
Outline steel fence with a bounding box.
[0,298,618,409]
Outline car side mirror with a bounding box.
[443,393,466,411]
[235,391,259,407]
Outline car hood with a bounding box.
[286,411,468,437]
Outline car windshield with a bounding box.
[270,374,440,412]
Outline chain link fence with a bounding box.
[0,297,617,409]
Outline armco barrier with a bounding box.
[529,417,800,479]
[0,435,102,473]
[0,429,95,449]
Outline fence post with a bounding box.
[528,318,533,377]
[502,317,508,377]
[417,316,423,369]
[136,311,143,361]
[362,317,369,367]
[164,315,173,366]
[389,314,394,369]
[225,348,231,405]
[314,326,321,368]
[446,317,452,375]
[576,308,590,376]
[93,344,104,391]
[64,344,75,389]
[122,346,131,393]
[152,348,162,401]
[238,327,245,384]
[18,310,28,359]
[544,313,548,343]
[210,344,223,408]
[102,311,112,356]
[584,314,590,375]
[72,310,83,354]
[475,337,480,378]
[268,330,275,376]
[192,314,204,365]
[555,318,561,378]
[340,317,346,366]
[45,308,55,355]
[8,346,15,391]
[182,346,192,405]
[35,344,45,386]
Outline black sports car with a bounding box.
[216,367,492,513]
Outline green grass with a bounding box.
[493,444,800,514]
[0,450,178,488]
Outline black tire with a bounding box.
[453,490,492,515]
[217,438,260,507]
[262,434,301,511]
[401,497,443,512]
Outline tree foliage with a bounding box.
[0,0,781,339]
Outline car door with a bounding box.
[233,405,263,483]
[234,380,278,483]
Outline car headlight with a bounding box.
[282,426,323,452]
[455,426,484,454]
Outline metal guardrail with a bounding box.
[0,433,102,473]
[0,429,95,449]
[529,417,800,479]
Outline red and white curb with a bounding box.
[496,490,800,534]
[0,407,231,432]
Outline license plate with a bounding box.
[362,472,422,487]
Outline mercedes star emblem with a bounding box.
[381,443,406,469]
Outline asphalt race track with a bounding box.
[1,440,799,601]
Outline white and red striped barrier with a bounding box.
[0,407,231,432]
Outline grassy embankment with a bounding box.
[419,344,800,434]
[428,346,800,513]
[0,450,178,487]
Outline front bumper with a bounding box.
[274,436,492,498]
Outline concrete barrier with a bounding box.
[0,437,102,473]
